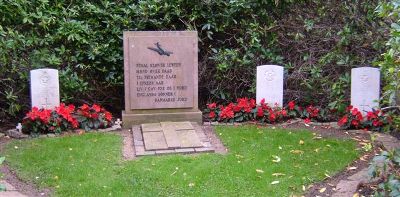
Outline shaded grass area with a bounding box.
[3,126,359,196]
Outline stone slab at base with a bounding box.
[122,110,202,129]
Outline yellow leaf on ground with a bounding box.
[272,155,281,163]
[272,173,285,176]
[319,187,326,193]
[290,150,304,154]
[299,140,304,145]
[271,181,280,185]
[256,169,264,173]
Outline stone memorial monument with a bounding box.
[30,68,60,109]
[351,67,380,114]
[256,65,284,107]
[122,31,202,128]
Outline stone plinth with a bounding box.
[122,31,202,128]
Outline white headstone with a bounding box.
[256,65,284,107]
[351,67,380,114]
[30,68,60,109]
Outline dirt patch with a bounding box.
[202,125,228,154]
[120,129,136,160]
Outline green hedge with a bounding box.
[0,0,388,124]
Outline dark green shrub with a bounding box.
[0,0,387,124]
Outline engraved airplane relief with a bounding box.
[147,42,173,56]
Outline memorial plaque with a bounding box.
[122,31,202,127]
[30,68,60,109]
[351,67,380,114]
[256,65,284,107]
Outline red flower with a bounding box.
[105,111,112,121]
[92,104,101,113]
[207,103,217,109]
[209,111,216,119]
[81,104,90,111]
[346,105,353,112]
[351,108,359,116]
[338,115,348,126]
[220,106,234,119]
[351,119,359,127]
[304,118,311,124]
[257,107,264,117]
[260,98,265,105]
[373,120,382,127]
[27,107,39,120]
[281,109,287,117]
[249,99,256,108]
[288,101,295,110]
[269,112,276,122]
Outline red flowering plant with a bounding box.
[363,109,392,132]
[337,105,364,129]
[256,99,288,123]
[286,100,301,118]
[76,104,113,131]
[300,105,328,123]
[22,103,78,135]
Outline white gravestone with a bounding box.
[256,65,284,107]
[30,69,60,109]
[351,67,380,114]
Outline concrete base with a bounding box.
[122,110,202,129]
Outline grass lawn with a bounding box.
[2,126,359,196]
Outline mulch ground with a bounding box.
[0,122,388,196]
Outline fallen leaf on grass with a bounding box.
[319,187,326,193]
[272,173,285,177]
[302,185,306,191]
[272,155,281,163]
[256,169,264,173]
[299,140,304,145]
[271,181,279,185]
[188,183,195,187]
[324,173,331,178]
[290,150,304,154]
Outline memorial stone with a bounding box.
[30,68,60,109]
[351,67,380,114]
[122,31,202,127]
[256,65,284,107]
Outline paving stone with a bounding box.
[143,132,168,150]
[172,121,194,130]
[0,191,28,197]
[161,123,181,148]
[136,151,156,156]
[195,147,215,153]
[375,133,400,151]
[175,148,195,154]
[195,130,207,141]
[178,130,203,148]
[135,145,145,154]
[141,123,162,132]
[132,126,143,141]
[347,168,369,182]
[133,139,144,146]
[202,141,212,147]
[155,150,176,155]
[0,181,16,191]
[332,180,358,197]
